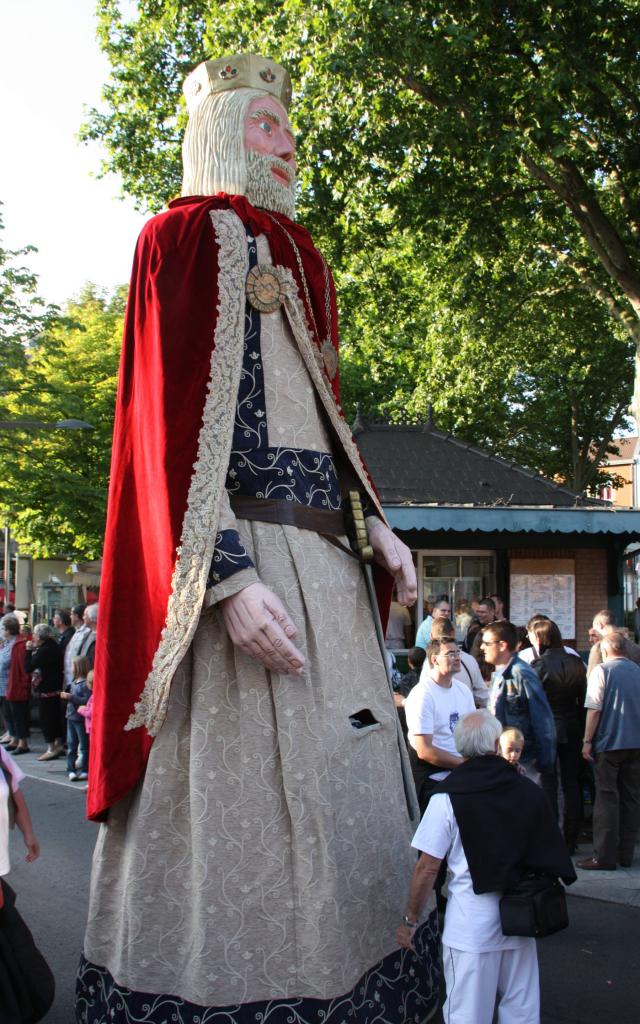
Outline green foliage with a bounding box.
[0,204,58,394]
[82,0,640,491]
[0,286,125,558]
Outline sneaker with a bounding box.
[68,771,79,781]
[75,772,88,781]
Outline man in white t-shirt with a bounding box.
[430,618,488,707]
[404,637,475,813]
[397,710,575,1024]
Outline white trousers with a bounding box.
[442,942,540,1024]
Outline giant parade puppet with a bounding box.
[76,53,440,1024]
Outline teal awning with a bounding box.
[384,505,640,536]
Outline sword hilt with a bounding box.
[349,490,374,562]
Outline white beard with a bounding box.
[245,150,296,221]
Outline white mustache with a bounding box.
[270,156,294,185]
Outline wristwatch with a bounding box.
[402,914,419,929]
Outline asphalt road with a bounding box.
[6,775,640,1024]
[8,775,94,1023]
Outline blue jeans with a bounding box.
[66,719,89,773]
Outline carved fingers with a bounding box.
[220,581,305,676]
[368,521,417,607]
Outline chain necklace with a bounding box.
[262,212,338,380]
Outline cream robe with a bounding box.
[84,222,425,1007]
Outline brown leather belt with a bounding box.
[229,495,358,559]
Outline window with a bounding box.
[418,551,496,641]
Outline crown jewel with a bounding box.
[184,54,292,113]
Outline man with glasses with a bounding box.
[430,618,489,708]
[482,620,556,786]
[464,597,498,682]
[404,637,475,813]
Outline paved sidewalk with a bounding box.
[571,836,640,908]
[7,733,89,793]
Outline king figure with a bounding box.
[77,53,440,1024]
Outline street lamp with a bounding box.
[0,418,94,607]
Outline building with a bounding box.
[596,436,640,615]
[597,435,639,507]
[355,417,640,648]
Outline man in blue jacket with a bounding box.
[482,620,556,785]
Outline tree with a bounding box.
[0,204,58,400]
[83,0,639,488]
[335,220,633,492]
[0,286,125,558]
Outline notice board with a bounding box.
[509,558,576,640]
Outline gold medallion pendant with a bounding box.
[321,338,338,380]
[245,265,286,313]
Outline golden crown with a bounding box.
[183,54,292,114]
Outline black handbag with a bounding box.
[499,872,569,938]
[0,880,55,1024]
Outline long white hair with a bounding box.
[181,87,269,197]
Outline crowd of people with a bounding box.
[385,594,640,1020]
[0,601,97,781]
[388,594,640,872]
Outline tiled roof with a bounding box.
[354,420,601,508]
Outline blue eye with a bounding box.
[259,120,273,133]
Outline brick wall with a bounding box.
[574,548,608,647]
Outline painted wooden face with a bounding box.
[243,95,297,184]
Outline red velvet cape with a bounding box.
[87,195,392,821]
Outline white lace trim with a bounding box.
[126,209,248,735]
[280,272,385,521]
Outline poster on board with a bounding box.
[509,573,575,639]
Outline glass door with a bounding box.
[419,551,496,642]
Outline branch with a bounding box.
[403,75,477,129]
[520,151,618,274]
[607,167,640,244]
[521,151,572,201]
[602,69,640,119]
[539,245,640,345]
[557,155,639,275]
[574,397,629,493]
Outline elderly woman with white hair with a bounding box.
[25,623,64,761]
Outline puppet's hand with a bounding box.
[368,521,417,607]
[220,582,305,676]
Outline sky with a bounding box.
[1,0,148,307]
